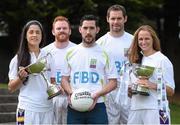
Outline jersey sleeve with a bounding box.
[8,55,18,80]
[103,51,118,79]
[161,58,175,90]
[61,49,73,76]
[96,35,106,46]
[48,53,56,78]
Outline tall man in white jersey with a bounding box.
[96,4,133,124]
[61,14,118,124]
[43,16,76,124]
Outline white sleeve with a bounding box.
[8,55,18,80]
[96,36,105,46]
[61,53,71,76]
[161,58,175,90]
[105,53,118,79]
[48,54,56,78]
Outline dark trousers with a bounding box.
[67,103,108,124]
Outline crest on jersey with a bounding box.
[124,48,129,57]
[90,59,97,68]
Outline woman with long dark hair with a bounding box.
[8,20,55,124]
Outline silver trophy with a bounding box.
[25,53,61,99]
[132,64,155,96]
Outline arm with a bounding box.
[8,78,23,93]
[166,85,174,97]
[137,79,157,90]
[161,57,175,97]
[94,78,117,98]
[97,51,117,96]
[89,78,117,111]
[61,76,73,104]
[8,67,28,93]
[137,79,174,96]
[61,76,73,95]
[147,81,174,97]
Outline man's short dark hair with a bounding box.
[107,4,127,18]
[80,14,99,27]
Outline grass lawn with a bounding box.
[170,103,180,124]
[0,83,8,89]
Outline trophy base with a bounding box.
[131,84,138,95]
[132,90,138,95]
[47,85,61,100]
[138,91,150,96]
[137,85,150,96]
[48,91,61,100]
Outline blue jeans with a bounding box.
[67,103,108,124]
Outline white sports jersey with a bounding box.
[96,31,133,124]
[43,41,76,84]
[97,32,133,83]
[8,49,55,112]
[62,43,118,103]
[43,41,76,124]
[130,51,175,110]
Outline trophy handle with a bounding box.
[40,72,50,88]
[24,52,53,74]
[40,72,61,100]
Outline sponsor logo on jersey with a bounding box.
[73,71,99,84]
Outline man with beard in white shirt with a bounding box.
[96,4,133,124]
[61,14,118,124]
[43,16,76,124]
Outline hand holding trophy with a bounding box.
[132,64,155,96]
[25,53,61,99]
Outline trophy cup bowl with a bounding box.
[25,58,46,74]
[25,54,61,99]
[132,64,155,96]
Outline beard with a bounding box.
[56,32,69,42]
[83,35,95,45]
[111,24,124,33]
[112,26,121,32]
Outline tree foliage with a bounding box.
[0,0,164,51]
[1,0,180,90]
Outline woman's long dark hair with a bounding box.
[17,20,46,82]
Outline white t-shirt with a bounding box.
[96,32,133,83]
[130,51,175,110]
[8,49,55,112]
[62,43,118,103]
[42,41,76,84]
